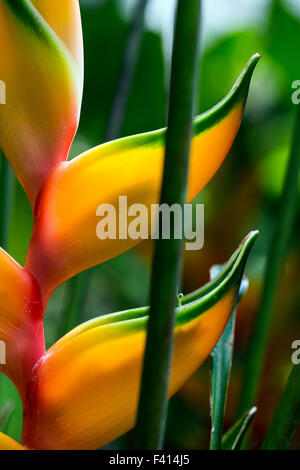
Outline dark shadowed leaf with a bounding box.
[209,271,249,450]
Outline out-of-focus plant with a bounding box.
[0,0,260,450]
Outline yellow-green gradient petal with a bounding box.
[25,55,260,304]
[30,0,83,80]
[0,432,25,450]
[0,248,44,400]
[0,0,82,207]
[22,233,257,450]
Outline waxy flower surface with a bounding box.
[0,1,259,450]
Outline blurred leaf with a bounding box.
[198,31,262,113]
[78,0,128,143]
[258,141,290,197]
[261,364,300,450]
[0,154,15,251]
[77,0,166,147]
[120,30,166,137]
[238,105,300,417]
[0,376,22,441]
[0,401,14,433]
[8,182,32,265]
[221,407,257,450]
[268,0,300,95]
[210,312,236,450]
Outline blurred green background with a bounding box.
[0,0,300,449]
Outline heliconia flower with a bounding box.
[0,0,83,207]
[0,1,261,450]
[0,232,258,450]
[25,54,260,305]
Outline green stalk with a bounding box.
[238,106,300,416]
[58,1,149,338]
[0,151,14,250]
[261,364,300,449]
[134,0,201,450]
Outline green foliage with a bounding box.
[0,401,14,434]
[1,0,300,449]
[262,365,300,450]
[78,0,166,146]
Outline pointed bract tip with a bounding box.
[238,230,259,257]
[230,54,261,101]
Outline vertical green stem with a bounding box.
[0,152,14,251]
[261,364,300,450]
[238,106,300,415]
[134,0,201,450]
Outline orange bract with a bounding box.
[0,0,82,207]
[25,55,259,304]
[22,230,257,450]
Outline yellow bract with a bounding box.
[0,0,82,207]
[30,0,83,79]
[23,288,237,450]
[22,232,258,450]
[25,54,259,303]
[0,432,25,450]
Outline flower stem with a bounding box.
[134,0,202,450]
[238,106,300,416]
[0,151,14,250]
[261,364,300,449]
